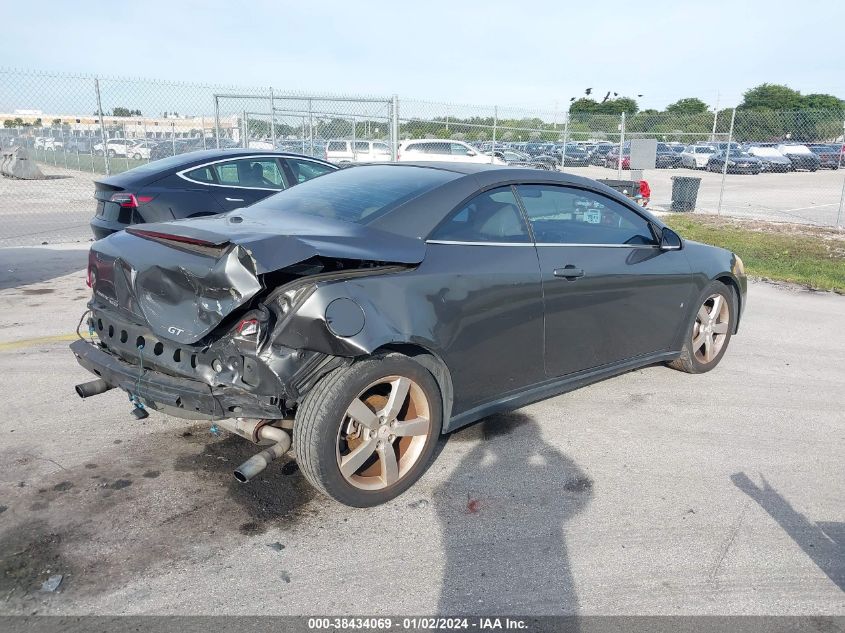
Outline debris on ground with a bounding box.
[408,499,429,509]
[267,542,285,551]
[40,574,63,592]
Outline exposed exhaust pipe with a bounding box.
[75,378,113,399]
[213,418,292,483]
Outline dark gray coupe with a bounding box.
[71,163,747,506]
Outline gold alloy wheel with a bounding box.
[692,293,730,364]
[335,376,432,491]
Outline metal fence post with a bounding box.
[717,108,737,216]
[60,125,68,169]
[837,119,845,228]
[94,77,110,175]
[710,93,720,142]
[561,112,569,172]
[143,119,150,161]
[214,95,221,149]
[391,94,399,161]
[269,87,276,149]
[617,112,626,179]
[308,99,314,156]
[171,121,176,155]
[491,106,497,164]
[123,120,129,171]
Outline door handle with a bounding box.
[553,266,584,280]
[225,197,244,202]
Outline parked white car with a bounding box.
[326,139,392,164]
[128,140,158,160]
[247,139,275,150]
[93,139,133,157]
[44,138,64,151]
[680,145,716,169]
[398,139,506,164]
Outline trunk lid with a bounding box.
[88,211,425,344]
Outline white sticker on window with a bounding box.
[584,210,601,224]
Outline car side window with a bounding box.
[284,158,335,184]
[354,141,370,153]
[212,158,286,189]
[450,143,470,156]
[430,187,529,243]
[184,165,216,184]
[515,184,657,246]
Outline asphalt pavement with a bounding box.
[0,245,842,615]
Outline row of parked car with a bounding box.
[476,139,844,174]
[25,135,243,160]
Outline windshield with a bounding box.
[251,165,458,224]
[695,146,716,153]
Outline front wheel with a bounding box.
[668,281,735,374]
[293,353,442,507]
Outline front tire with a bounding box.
[669,281,735,374]
[293,353,442,507]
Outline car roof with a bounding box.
[366,163,660,239]
[95,149,335,187]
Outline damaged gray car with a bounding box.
[71,163,747,507]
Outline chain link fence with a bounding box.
[1,68,844,245]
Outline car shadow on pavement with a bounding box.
[0,247,88,289]
[731,472,844,592]
[435,411,592,617]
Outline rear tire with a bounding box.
[293,353,442,507]
[669,281,735,374]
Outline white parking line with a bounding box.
[778,202,838,213]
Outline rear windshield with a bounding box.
[252,165,458,224]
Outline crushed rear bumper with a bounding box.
[70,338,285,419]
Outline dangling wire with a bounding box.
[132,342,146,407]
[75,310,93,342]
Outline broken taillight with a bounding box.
[237,319,259,338]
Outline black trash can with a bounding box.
[670,176,702,212]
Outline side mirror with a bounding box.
[466,149,477,157]
[660,227,682,251]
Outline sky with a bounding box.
[1,0,844,113]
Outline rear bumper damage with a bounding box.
[71,338,286,419]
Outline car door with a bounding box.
[353,141,371,162]
[514,184,693,377]
[425,186,545,413]
[201,156,289,211]
[450,142,478,163]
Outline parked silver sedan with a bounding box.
[680,145,717,169]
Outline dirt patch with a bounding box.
[0,423,321,612]
[678,213,845,244]
[0,520,71,601]
[21,288,55,296]
[173,432,319,535]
